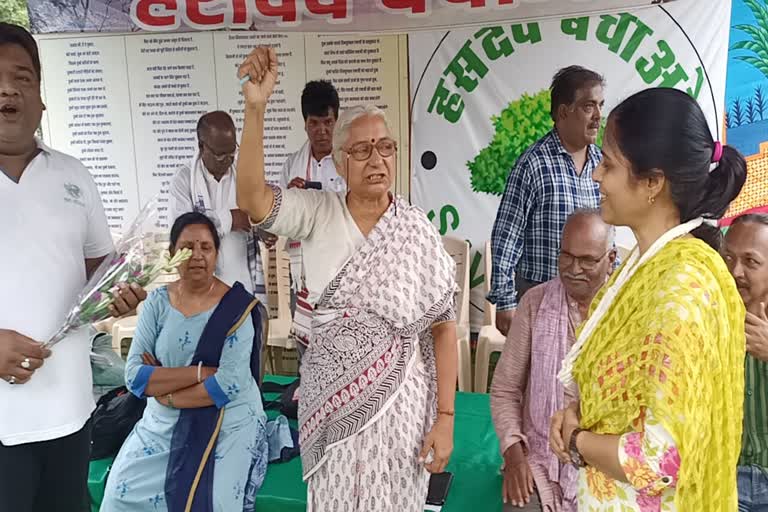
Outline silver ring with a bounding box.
[20,358,31,370]
[8,376,16,385]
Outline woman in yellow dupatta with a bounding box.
[549,88,748,511]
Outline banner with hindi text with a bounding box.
[28,0,667,35]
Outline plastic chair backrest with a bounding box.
[441,236,470,331]
[483,240,495,326]
[616,244,631,262]
[264,237,291,322]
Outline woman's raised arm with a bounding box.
[236,46,279,224]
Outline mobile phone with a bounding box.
[426,472,453,506]
[304,180,322,190]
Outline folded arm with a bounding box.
[143,366,206,398]
[125,292,213,399]
[156,382,215,409]
[125,292,166,398]
[157,314,258,410]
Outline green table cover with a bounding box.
[89,375,505,511]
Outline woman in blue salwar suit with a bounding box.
[101,212,269,512]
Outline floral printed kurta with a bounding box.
[101,288,269,512]
[578,408,680,511]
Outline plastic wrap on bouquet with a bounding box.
[46,200,192,348]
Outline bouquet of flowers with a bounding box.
[46,200,192,348]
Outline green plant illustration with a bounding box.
[731,0,768,80]
[468,89,605,196]
[0,0,31,28]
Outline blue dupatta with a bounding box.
[164,282,266,512]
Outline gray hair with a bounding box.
[731,213,768,228]
[565,208,616,248]
[332,105,393,168]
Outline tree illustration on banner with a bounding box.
[0,0,30,27]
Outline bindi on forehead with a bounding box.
[350,137,380,146]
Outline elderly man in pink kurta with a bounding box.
[491,209,616,511]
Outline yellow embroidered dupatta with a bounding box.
[574,238,745,510]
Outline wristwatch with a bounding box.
[569,428,587,468]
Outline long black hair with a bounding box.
[169,212,221,253]
[609,88,747,250]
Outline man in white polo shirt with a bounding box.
[0,23,144,512]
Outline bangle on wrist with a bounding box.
[197,361,203,383]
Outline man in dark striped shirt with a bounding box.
[488,66,605,335]
[723,213,768,511]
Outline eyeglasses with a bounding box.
[202,142,238,162]
[344,139,397,161]
[559,248,612,270]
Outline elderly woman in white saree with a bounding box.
[235,47,459,512]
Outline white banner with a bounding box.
[409,0,731,328]
[37,31,408,231]
[29,0,668,35]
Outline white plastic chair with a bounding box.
[441,236,472,392]
[616,244,631,262]
[474,241,507,393]
[263,237,294,374]
[111,302,144,358]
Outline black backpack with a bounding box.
[262,378,300,419]
[90,386,146,460]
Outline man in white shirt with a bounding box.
[0,23,144,512]
[170,110,268,304]
[279,80,344,355]
[279,80,344,192]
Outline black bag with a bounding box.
[262,378,300,419]
[90,386,146,460]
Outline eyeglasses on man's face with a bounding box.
[202,142,238,162]
[559,248,611,271]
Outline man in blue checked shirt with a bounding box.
[488,66,605,336]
